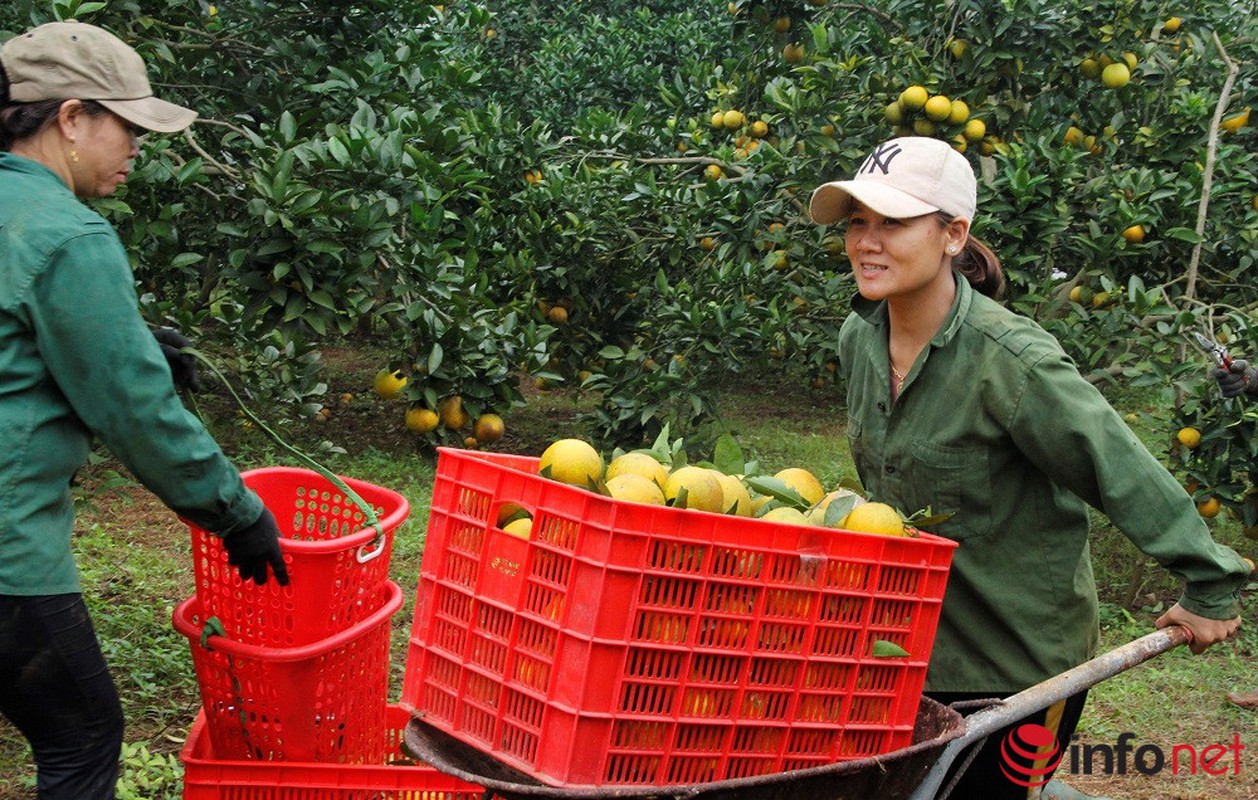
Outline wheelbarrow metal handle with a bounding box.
[908,625,1191,800]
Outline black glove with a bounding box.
[221,508,290,586]
[1212,359,1258,399]
[153,327,202,392]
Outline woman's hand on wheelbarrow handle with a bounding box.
[1155,603,1239,655]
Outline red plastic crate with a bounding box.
[173,581,403,763]
[402,448,957,788]
[187,467,410,648]
[181,705,486,799]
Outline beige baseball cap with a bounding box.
[1,20,196,133]
[810,136,976,224]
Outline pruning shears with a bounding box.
[1187,330,1232,370]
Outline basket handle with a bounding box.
[186,349,385,545]
[356,533,388,564]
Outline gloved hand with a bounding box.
[221,508,290,586]
[1211,359,1258,399]
[152,327,202,392]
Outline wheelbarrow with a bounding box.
[403,625,1190,800]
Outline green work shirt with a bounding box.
[0,153,262,596]
[837,273,1248,692]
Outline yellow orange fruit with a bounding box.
[885,101,905,126]
[1221,107,1250,133]
[923,95,953,122]
[664,466,725,513]
[710,111,726,129]
[1080,57,1100,79]
[947,99,970,125]
[722,109,746,130]
[704,164,724,181]
[773,467,825,505]
[373,368,408,398]
[405,406,440,433]
[1176,427,1202,449]
[1101,62,1131,89]
[438,395,469,430]
[1063,125,1084,146]
[606,452,669,489]
[473,413,505,443]
[716,473,754,517]
[1197,497,1221,518]
[772,16,791,33]
[1162,17,1182,34]
[899,85,929,111]
[1122,224,1145,244]
[503,517,533,538]
[760,506,809,525]
[963,118,986,142]
[783,43,805,63]
[841,502,907,537]
[547,305,569,324]
[606,473,666,506]
[539,438,605,487]
[749,119,769,138]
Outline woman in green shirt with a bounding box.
[809,136,1248,800]
[1,22,287,798]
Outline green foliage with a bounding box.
[1172,314,1258,528]
[115,742,182,800]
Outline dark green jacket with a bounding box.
[0,153,261,595]
[838,274,1248,691]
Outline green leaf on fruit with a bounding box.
[821,495,860,527]
[744,476,808,510]
[713,433,745,476]
[871,640,910,658]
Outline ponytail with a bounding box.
[933,211,1005,299]
[954,236,1005,299]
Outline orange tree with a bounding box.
[4,0,1255,459]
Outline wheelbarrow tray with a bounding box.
[403,626,1191,800]
[403,696,966,800]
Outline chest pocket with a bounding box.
[906,439,992,541]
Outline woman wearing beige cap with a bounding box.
[0,21,287,798]
[810,136,1248,800]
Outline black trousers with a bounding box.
[0,594,123,800]
[925,689,1088,800]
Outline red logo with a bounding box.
[1000,723,1064,787]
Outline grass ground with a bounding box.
[0,357,1253,799]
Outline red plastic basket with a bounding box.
[181,704,486,799]
[402,448,957,788]
[187,467,410,647]
[173,581,403,763]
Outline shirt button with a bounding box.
[884,465,896,474]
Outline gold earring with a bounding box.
[70,148,78,163]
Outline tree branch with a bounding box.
[181,128,242,183]
[1187,33,1239,302]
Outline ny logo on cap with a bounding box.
[859,141,903,175]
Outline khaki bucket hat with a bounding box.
[1,20,197,132]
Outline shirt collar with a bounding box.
[848,271,972,348]
[0,151,73,191]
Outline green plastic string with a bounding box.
[183,348,384,543]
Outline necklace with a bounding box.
[890,363,906,383]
